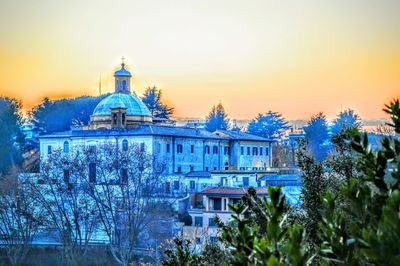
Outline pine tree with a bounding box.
[141,86,174,119]
[247,111,289,140]
[331,109,362,136]
[304,112,330,161]
[205,103,230,132]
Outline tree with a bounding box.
[141,86,174,119]
[0,97,25,175]
[29,95,108,134]
[205,103,230,132]
[0,169,43,266]
[29,148,99,265]
[319,99,400,265]
[304,112,330,161]
[297,142,326,253]
[217,187,311,265]
[331,109,362,136]
[247,111,289,141]
[85,142,173,266]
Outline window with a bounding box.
[205,167,209,171]
[212,145,218,154]
[223,198,227,210]
[190,145,194,153]
[224,146,230,155]
[212,198,222,210]
[243,176,249,187]
[213,166,217,170]
[190,180,195,189]
[47,145,52,155]
[173,180,180,190]
[63,170,70,183]
[63,141,69,153]
[88,145,96,153]
[205,145,210,154]
[247,147,250,155]
[224,161,229,170]
[140,142,145,152]
[177,166,182,173]
[165,182,171,194]
[266,147,269,156]
[122,139,128,151]
[190,165,194,171]
[259,147,263,155]
[240,146,244,155]
[113,113,117,126]
[177,144,183,153]
[252,147,258,156]
[89,163,96,183]
[166,143,170,153]
[121,168,128,183]
[122,80,127,91]
[194,217,203,227]
[208,218,216,227]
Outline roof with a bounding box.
[214,130,275,142]
[185,171,211,178]
[114,64,132,77]
[39,125,274,142]
[200,187,269,196]
[92,93,151,117]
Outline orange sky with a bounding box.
[0,0,399,120]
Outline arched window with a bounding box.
[63,141,69,153]
[212,145,218,154]
[205,145,210,154]
[122,139,128,151]
[122,80,127,91]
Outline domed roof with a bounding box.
[114,63,132,77]
[92,93,151,117]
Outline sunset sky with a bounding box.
[0,0,399,120]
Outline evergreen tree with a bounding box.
[205,103,230,132]
[304,112,330,161]
[0,97,25,174]
[331,109,362,136]
[141,86,174,119]
[247,111,289,140]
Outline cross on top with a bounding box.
[121,56,125,64]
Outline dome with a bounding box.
[114,64,132,77]
[92,93,151,117]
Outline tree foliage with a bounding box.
[331,109,362,137]
[247,111,289,141]
[0,97,25,174]
[29,95,108,134]
[304,112,330,162]
[205,103,230,132]
[141,86,174,119]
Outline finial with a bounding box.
[121,56,125,68]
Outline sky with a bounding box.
[0,0,399,120]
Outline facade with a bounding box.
[39,61,275,191]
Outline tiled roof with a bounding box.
[40,125,273,142]
[200,187,269,196]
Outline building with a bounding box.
[39,60,275,192]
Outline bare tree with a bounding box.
[0,169,43,266]
[28,149,99,265]
[85,142,173,266]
